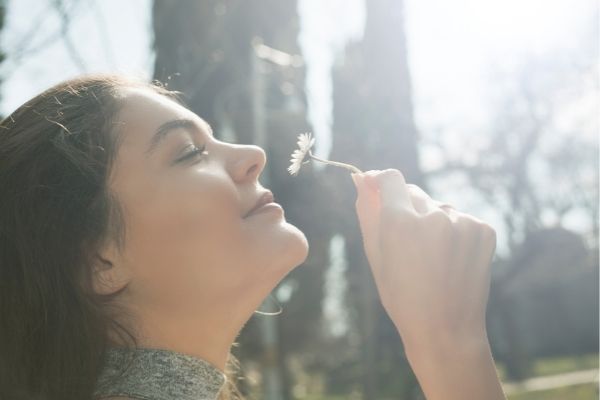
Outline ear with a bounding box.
[91,244,131,296]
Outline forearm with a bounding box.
[403,332,507,400]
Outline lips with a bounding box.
[245,191,275,218]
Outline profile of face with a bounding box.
[93,87,309,339]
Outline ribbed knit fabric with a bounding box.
[93,347,227,400]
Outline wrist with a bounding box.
[399,322,490,359]
[402,331,506,400]
[404,330,491,367]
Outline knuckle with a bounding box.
[456,214,497,242]
[424,209,453,231]
[480,222,497,243]
[454,213,477,232]
[406,183,427,197]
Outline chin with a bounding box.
[238,231,309,298]
[267,223,309,272]
[283,221,310,260]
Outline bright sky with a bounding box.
[297,0,365,163]
[0,0,153,115]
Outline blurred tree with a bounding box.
[327,0,425,398]
[424,44,599,380]
[496,228,597,351]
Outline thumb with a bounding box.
[351,172,383,283]
[351,172,380,215]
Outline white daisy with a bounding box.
[287,132,314,176]
[297,132,315,153]
[288,132,362,176]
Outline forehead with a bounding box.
[113,87,206,146]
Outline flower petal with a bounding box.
[289,132,315,176]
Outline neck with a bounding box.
[110,290,269,374]
[137,305,250,373]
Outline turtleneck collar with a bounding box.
[93,346,227,400]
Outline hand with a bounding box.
[351,169,497,349]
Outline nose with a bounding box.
[228,144,267,183]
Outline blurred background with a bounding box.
[0,0,597,399]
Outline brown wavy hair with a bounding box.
[0,73,245,400]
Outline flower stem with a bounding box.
[308,151,363,174]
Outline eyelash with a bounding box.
[178,144,207,162]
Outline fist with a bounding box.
[351,169,497,349]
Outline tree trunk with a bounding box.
[331,0,423,398]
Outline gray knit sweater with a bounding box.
[93,347,227,400]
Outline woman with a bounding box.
[0,73,506,400]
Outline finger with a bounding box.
[368,169,414,213]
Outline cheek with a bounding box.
[123,174,241,287]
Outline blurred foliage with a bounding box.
[508,383,598,400]
[531,354,599,378]
[496,353,599,381]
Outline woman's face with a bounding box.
[100,87,308,320]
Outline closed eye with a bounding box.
[177,144,207,163]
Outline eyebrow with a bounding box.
[145,118,214,157]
